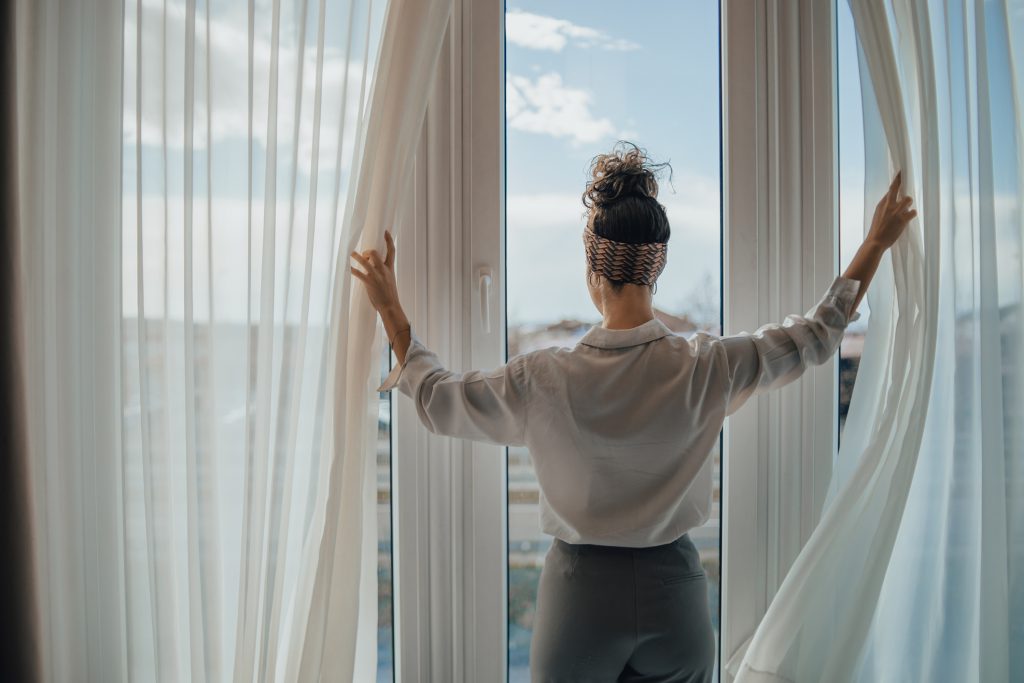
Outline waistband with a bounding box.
[553,532,693,555]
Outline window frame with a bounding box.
[391,0,509,680]
[720,1,839,677]
[391,1,841,681]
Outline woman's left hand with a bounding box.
[350,229,401,313]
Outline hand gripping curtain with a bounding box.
[16,0,448,680]
[728,1,1024,681]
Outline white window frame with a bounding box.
[720,1,839,677]
[391,0,507,680]
[390,1,840,681]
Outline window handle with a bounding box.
[478,266,493,334]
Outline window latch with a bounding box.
[478,266,493,334]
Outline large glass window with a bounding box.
[503,2,722,679]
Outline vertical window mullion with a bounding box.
[721,2,838,679]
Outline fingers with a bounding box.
[890,169,902,194]
[351,237,393,283]
[351,249,384,268]
[883,170,902,206]
[876,172,899,212]
[350,265,368,282]
[890,195,911,212]
[385,229,395,268]
[893,196,916,229]
[350,250,371,269]
[895,196,914,218]
[885,177,914,217]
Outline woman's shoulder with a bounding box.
[507,343,576,385]
[511,343,571,368]
[658,328,725,358]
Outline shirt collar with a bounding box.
[577,317,675,349]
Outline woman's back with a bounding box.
[378,275,859,547]
[522,318,722,547]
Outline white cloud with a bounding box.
[505,10,640,52]
[507,72,621,146]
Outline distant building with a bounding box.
[509,307,713,357]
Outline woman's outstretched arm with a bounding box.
[350,229,530,446]
[842,169,917,315]
[712,169,916,415]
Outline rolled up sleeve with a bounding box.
[717,276,862,415]
[378,327,529,446]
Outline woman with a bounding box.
[350,142,916,683]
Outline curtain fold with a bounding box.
[17,0,449,680]
[285,0,449,679]
[16,0,128,680]
[728,1,1023,681]
[2,0,40,679]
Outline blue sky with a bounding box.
[504,2,720,195]
[505,1,872,327]
[505,1,723,326]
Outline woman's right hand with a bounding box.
[866,170,917,250]
[841,170,919,315]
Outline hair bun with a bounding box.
[582,141,671,210]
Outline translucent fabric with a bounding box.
[728,1,1024,681]
[16,0,448,680]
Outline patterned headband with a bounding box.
[582,226,668,287]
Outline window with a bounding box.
[405,1,845,677]
[377,349,396,681]
[503,2,722,679]
[837,0,867,438]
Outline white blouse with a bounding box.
[378,276,862,548]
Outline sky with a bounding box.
[505,1,873,327]
[120,0,873,328]
[504,1,722,326]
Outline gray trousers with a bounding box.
[530,533,716,682]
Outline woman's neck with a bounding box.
[600,285,655,330]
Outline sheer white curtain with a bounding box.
[17,0,448,680]
[729,1,1023,681]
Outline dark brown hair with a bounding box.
[582,141,672,292]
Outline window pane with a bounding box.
[504,3,722,680]
[377,349,395,682]
[837,0,867,437]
